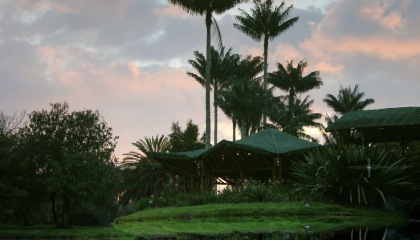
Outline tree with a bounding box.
[268,95,322,142]
[218,76,277,138]
[119,134,170,206]
[168,119,206,152]
[217,54,263,140]
[268,60,323,107]
[323,85,375,116]
[20,102,119,228]
[170,0,248,149]
[187,46,238,145]
[234,0,299,125]
[322,85,375,144]
[0,111,45,225]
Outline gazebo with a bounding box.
[148,128,321,193]
[325,107,420,144]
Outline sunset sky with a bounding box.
[1,0,419,161]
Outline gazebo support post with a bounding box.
[277,157,283,185]
[200,161,205,193]
[240,171,244,188]
[272,158,277,183]
[184,177,187,194]
[170,170,177,190]
[210,172,215,194]
[191,175,194,193]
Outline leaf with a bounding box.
[350,188,353,204]
[359,227,362,240]
[358,184,361,205]
[361,186,368,205]
[382,226,388,240]
[374,186,387,206]
[364,227,368,240]
[351,229,354,240]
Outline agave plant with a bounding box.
[291,144,413,206]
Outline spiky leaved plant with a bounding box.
[291,144,413,206]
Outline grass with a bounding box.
[0,224,130,239]
[114,201,407,238]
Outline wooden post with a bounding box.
[184,177,187,194]
[200,161,205,193]
[277,157,283,185]
[240,171,244,188]
[272,158,277,183]
[210,172,215,193]
[191,175,194,193]
[171,170,177,189]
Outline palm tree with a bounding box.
[218,76,277,138]
[268,60,323,107]
[268,95,322,142]
[323,85,375,116]
[322,85,375,145]
[187,46,238,145]
[234,0,299,125]
[170,0,248,149]
[217,54,263,140]
[118,135,171,206]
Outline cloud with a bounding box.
[300,0,420,60]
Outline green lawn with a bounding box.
[114,201,407,238]
[0,224,130,239]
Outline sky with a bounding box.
[1,0,419,161]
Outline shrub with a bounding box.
[291,144,413,206]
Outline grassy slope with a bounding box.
[0,224,129,238]
[114,202,407,237]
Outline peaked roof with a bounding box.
[326,107,420,131]
[147,149,207,160]
[203,128,322,157]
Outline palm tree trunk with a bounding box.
[214,86,218,145]
[241,118,245,139]
[205,12,212,149]
[263,37,268,126]
[232,115,236,141]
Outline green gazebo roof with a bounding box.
[325,107,420,143]
[203,127,321,158]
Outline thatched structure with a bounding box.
[325,107,420,143]
[148,128,321,193]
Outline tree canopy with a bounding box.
[19,102,119,228]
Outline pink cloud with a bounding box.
[271,42,303,64]
[309,61,343,75]
[152,5,186,18]
[301,35,420,60]
[239,45,263,58]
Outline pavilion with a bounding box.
[325,107,420,146]
[148,127,321,193]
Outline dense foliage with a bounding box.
[135,181,303,211]
[291,144,413,206]
[0,103,119,227]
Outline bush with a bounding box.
[291,144,413,206]
[135,197,150,212]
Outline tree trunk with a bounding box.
[241,118,245,139]
[62,196,70,228]
[214,86,218,145]
[205,12,212,149]
[51,192,58,227]
[232,116,236,141]
[263,36,269,126]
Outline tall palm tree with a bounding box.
[119,135,171,206]
[268,60,323,107]
[187,46,238,145]
[323,85,375,116]
[218,77,277,138]
[217,54,263,140]
[170,0,248,149]
[234,0,299,125]
[268,95,322,142]
[322,85,375,145]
